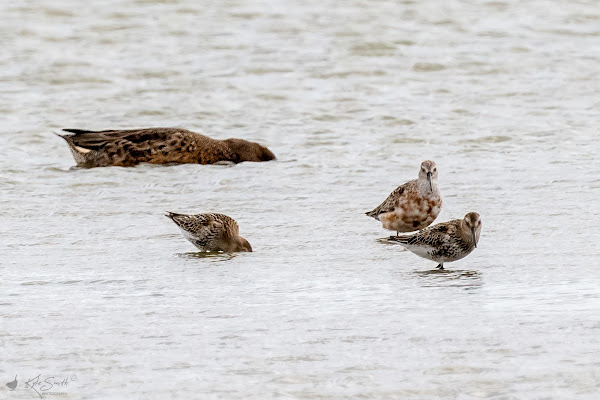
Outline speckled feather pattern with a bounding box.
[389,212,482,268]
[366,161,442,234]
[165,212,252,252]
[59,127,275,167]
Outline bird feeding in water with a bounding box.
[165,212,252,253]
[57,127,275,168]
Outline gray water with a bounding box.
[2,0,600,399]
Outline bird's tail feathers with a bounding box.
[388,235,410,244]
[55,132,94,165]
[165,211,180,220]
[365,210,380,220]
[62,128,99,135]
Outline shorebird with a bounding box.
[366,160,442,235]
[5,375,17,391]
[57,127,275,168]
[389,212,482,270]
[165,212,252,252]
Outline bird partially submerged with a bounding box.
[57,127,276,168]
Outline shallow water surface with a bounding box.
[1,0,600,399]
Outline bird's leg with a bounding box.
[396,231,399,237]
[436,264,444,270]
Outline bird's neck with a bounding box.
[459,220,478,247]
[417,178,440,198]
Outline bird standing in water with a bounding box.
[366,160,442,235]
[389,212,482,270]
[165,212,252,253]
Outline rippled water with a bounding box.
[2,0,600,399]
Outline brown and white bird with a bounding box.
[57,127,275,168]
[389,212,482,270]
[165,212,252,253]
[366,160,442,235]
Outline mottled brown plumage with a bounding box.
[366,160,442,235]
[389,212,482,270]
[57,127,276,168]
[165,212,252,253]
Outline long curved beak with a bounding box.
[471,227,478,248]
[427,172,433,192]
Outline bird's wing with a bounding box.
[212,213,240,237]
[390,221,455,246]
[61,127,194,150]
[366,182,410,217]
[166,212,225,245]
[411,224,450,247]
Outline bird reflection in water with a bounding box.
[176,252,239,261]
[412,269,483,289]
[5,375,17,391]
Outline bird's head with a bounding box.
[238,237,253,252]
[418,160,438,192]
[223,138,276,162]
[463,212,482,248]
